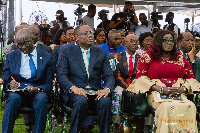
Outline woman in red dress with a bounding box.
[127,30,200,133]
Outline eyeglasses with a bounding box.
[126,40,139,44]
[17,41,32,48]
[162,39,174,44]
[79,31,94,36]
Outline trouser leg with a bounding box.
[2,92,22,133]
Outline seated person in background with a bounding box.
[98,29,126,56]
[2,28,53,133]
[94,28,106,46]
[136,32,153,55]
[52,29,67,67]
[64,27,76,44]
[177,31,197,71]
[57,24,114,133]
[127,30,199,133]
[52,27,76,64]
[28,24,52,54]
[119,29,126,46]
[3,24,29,56]
[195,37,200,58]
[135,13,153,38]
[108,1,138,30]
[112,34,144,133]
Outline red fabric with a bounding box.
[128,56,134,85]
[136,51,195,87]
[128,56,134,77]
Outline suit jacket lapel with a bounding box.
[16,50,21,74]
[36,50,43,79]
[73,45,88,75]
[89,46,97,77]
[121,52,128,75]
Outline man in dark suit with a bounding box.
[57,24,114,133]
[2,28,53,133]
[114,34,140,89]
[111,34,144,133]
[177,31,197,71]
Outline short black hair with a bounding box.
[54,29,64,45]
[64,27,74,34]
[125,1,132,6]
[88,4,96,11]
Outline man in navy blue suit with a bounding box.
[57,24,114,133]
[2,28,53,133]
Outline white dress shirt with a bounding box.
[20,48,37,79]
[125,51,136,71]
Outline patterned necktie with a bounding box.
[128,56,134,85]
[28,54,37,79]
[83,50,89,78]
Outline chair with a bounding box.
[0,81,54,132]
[52,80,112,133]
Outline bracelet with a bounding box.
[160,87,164,94]
[182,86,188,93]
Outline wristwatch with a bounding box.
[37,87,41,92]
[106,88,110,93]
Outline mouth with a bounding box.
[166,45,173,49]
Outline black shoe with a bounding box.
[114,124,119,133]
[25,125,34,133]
[80,125,93,133]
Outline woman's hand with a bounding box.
[163,87,185,96]
[151,85,185,96]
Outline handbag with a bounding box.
[121,90,149,117]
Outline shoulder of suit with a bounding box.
[7,49,20,56]
[37,48,51,57]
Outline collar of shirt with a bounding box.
[80,47,91,54]
[21,48,37,58]
[125,51,136,60]
[20,48,37,79]
[125,51,136,71]
[80,47,91,65]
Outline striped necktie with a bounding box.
[83,50,89,78]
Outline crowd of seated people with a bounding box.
[2,1,200,133]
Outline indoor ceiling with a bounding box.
[30,0,200,12]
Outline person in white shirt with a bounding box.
[82,4,96,30]
[135,13,153,38]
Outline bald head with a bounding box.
[14,24,29,36]
[125,34,138,55]
[28,25,40,43]
[16,28,35,54]
[177,31,195,53]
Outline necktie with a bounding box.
[128,56,134,85]
[83,50,89,78]
[28,54,37,79]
